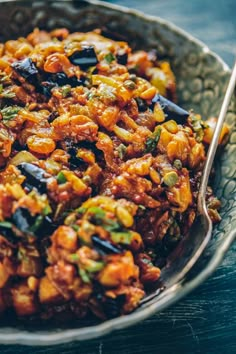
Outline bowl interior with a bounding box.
[0,0,235,345]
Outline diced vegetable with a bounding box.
[9,151,38,166]
[92,235,122,255]
[163,171,178,187]
[11,58,38,80]
[68,46,98,68]
[104,53,115,64]
[145,126,162,153]
[151,94,189,123]
[56,171,67,184]
[17,163,49,193]
[12,207,34,234]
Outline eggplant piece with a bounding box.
[103,294,126,318]
[40,81,57,98]
[39,73,84,98]
[12,207,34,234]
[116,51,128,65]
[135,97,148,112]
[0,223,17,244]
[61,140,89,169]
[34,216,57,237]
[68,148,86,169]
[46,72,84,88]
[48,111,59,123]
[92,235,122,255]
[151,94,189,124]
[11,58,38,83]
[68,46,98,69]
[12,208,55,237]
[17,163,49,194]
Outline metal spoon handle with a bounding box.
[198,61,236,210]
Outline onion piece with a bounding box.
[9,150,38,166]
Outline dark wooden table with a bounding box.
[1,1,235,353]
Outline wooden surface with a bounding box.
[1,0,236,353]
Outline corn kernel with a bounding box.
[27,276,39,292]
[116,205,134,228]
[140,86,157,100]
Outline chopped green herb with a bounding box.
[57,171,67,184]
[71,224,79,232]
[29,215,44,233]
[117,143,127,159]
[1,106,21,121]
[0,85,15,99]
[145,126,162,153]
[61,85,71,98]
[42,205,52,216]
[104,53,115,64]
[0,221,13,229]
[85,260,105,273]
[189,114,208,142]
[138,204,146,211]
[102,219,121,232]
[76,206,87,215]
[87,207,106,223]
[0,72,11,85]
[111,230,132,245]
[70,253,79,261]
[163,171,178,187]
[173,159,182,170]
[79,268,91,283]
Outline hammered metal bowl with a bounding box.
[0,0,235,345]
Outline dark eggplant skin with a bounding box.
[34,216,57,237]
[40,81,57,98]
[116,52,128,65]
[0,224,18,244]
[17,163,49,194]
[11,58,38,81]
[68,46,98,69]
[11,208,56,237]
[135,97,148,112]
[151,94,189,123]
[12,207,35,234]
[45,72,85,88]
[40,72,85,98]
[92,235,123,255]
[102,294,126,318]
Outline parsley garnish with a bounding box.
[57,171,67,184]
[111,230,132,244]
[0,84,15,99]
[1,106,21,121]
[79,268,91,283]
[189,114,208,142]
[29,215,44,233]
[145,126,162,153]
[0,221,13,229]
[61,85,71,98]
[104,53,115,64]
[117,143,127,159]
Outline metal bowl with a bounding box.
[0,0,235,345]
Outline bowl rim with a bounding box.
[0,0,235,346]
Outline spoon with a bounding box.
[154,61,236,289]
[186,61,236,274]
